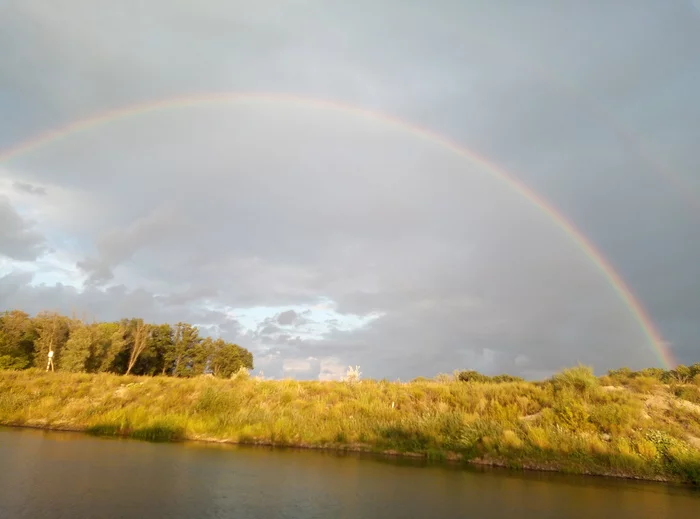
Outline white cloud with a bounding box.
[318,357,348,382]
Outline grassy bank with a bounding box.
[1,367,700,485]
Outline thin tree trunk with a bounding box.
[126,322,150,375]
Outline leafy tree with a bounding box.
[136,323,173,376]
[94,322,128,373]
[166,322,202,377]
[209,339,254,378]
[0,310,36,369]
[125,319,152,375]
[61,323,97,372]
[32,312,72,369]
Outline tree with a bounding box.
[32,312,72,369]
[165,322,202,377]
[135,323,173,376]
[61,323,97,372]
[94,322,127,373]
[209,339,254,378]
[0,310,36,369]
[125,319,152,375]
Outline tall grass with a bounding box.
[1,367,699,485]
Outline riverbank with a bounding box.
[1,368,699,484]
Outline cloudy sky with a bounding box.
[1,1,699,380]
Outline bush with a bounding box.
[607,367,633,383]
[552,396,590,432]
[589,402,640,435]
[627,376,660,394]
[457,370,490,383]
[0,355,30,371]
[673,385,700,404]
[551,365,599,400]
[526,426,550,449]
[491,374,525,383]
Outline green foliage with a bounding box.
[552,394,590,431]
[626,376,660,394]
[458,419,502,451]
[589,400,640,435]
[456,371,523,384]
[31,312,72,369]
[0,309,254,380]
[550,365,599,400]
[0,310,37,368]
[457,370,490,383]
[209,339,254,378]
[61,324,96,372]
[673,385,700,404]
[491,374,525,383]
[0,354,30,370]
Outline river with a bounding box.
[0,427,697,518]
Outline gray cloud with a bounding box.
[12,181,46,196]
[0,1,698,379]
[0,196,46,261]
[276,310,298,326]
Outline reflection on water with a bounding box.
[0,427,697,519]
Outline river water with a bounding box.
[0,427,697,519]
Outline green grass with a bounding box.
[1,367,700,485]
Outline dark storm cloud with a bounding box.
[0,1,698,379]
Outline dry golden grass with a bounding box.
[1,366,700,484]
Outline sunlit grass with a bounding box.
[1,366,699,484]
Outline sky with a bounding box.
[1,1,699,381]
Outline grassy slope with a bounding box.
[1,368,700,484]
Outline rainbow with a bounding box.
[0,92,676,368]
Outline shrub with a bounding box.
[526,426,550,449]
[627,376,660,394]
[457,370,490,383]
[491,374,525,383]
[635,438,659,460]
[500,429,523,450]
[589,401,640,435]
[598,375,614,386]
[551,365,599,400]
[552,396,590,432]
[673,385,700,404]
[0,355,30,371]
[459,419,501,451]
[230,366,250,381]
[638,368,666,380]
[607,367,633,383]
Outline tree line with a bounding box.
[0,310,253,378]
